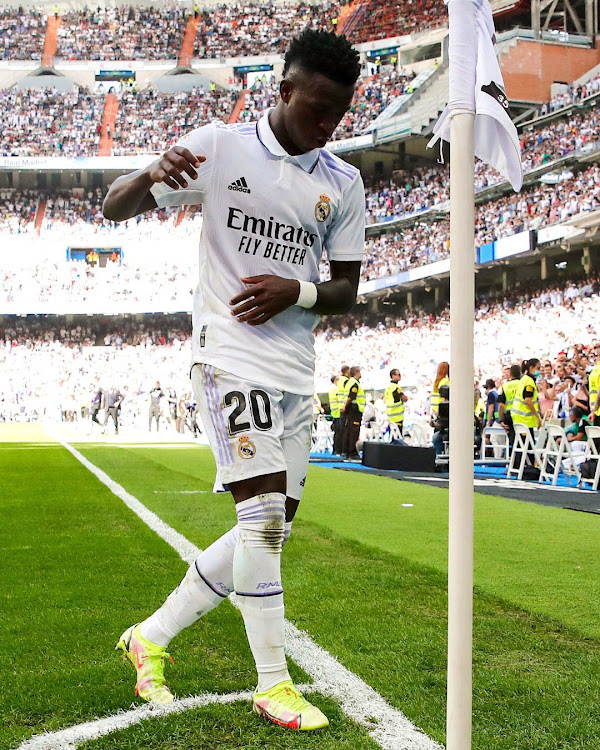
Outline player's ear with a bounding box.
[279,78,293,104]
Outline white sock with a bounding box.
[234,493,290,692]
[139,519,294,650]
[140,526,239,647]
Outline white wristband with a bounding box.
[296,280,318,309]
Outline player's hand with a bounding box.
[230,275,300,326]
[146,147,206,189]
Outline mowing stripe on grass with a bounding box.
[35,433,441,750]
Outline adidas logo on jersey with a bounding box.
[228,177,251,193]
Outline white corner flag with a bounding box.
[428,0,523,192]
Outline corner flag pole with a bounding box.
[448,107,475,750]
[447,3,476,748]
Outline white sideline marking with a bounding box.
[22,434,442,750]
[152,490,208,495]
[17,691,254,750]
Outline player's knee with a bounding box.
[236,492,285,552]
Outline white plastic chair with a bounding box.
[507,423,536,480]
[579,425,600,491]
[404,420,430,447]
[311,416,334,454]
[387,421,403,442]
[538,424,581,486]
[480,424,509,462]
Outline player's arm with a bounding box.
[229,261,361,325]
[102,147,205,222]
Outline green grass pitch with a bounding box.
[2,424,600,749]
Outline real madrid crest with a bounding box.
[315,194,331,223]
[238,435,256,459]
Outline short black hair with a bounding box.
[283,29,361,86]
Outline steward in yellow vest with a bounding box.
[588,360,600,422]
[431,373,450,415]
[498,363,522,444]
[341,366,364,459]
[328,376,341,419]
[512,360,542,430]
[384,368,407,429]
[333,367,350,454]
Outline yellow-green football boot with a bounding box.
[116,624,174,704]
[253,680,329,730]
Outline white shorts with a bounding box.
[192,363,313,500]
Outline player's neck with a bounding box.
[268,108,304,156]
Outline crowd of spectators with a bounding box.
[332,68,415,140]
[2,276,599,426]
[111,86,239,155]
[3,69,598,159]
[0,188,201,238]
[360,162,600,279]
[542,70,600,114]
[344,0,447,45]
[0,2,341,61]
[315,275,600,416]
[193,1,340,58]
[364,104,600,224]
[236,78,280,122]
[0,7,45,60]
[2,160,599,284]
[0,313,190,347]
[0,257,196,310]
[0,86,103,157]
[56,5,186,61]
[0,0,451,62]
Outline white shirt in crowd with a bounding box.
[150,111,365,395]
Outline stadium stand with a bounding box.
[2,275,599,424]
[0,0,452,61]
[343,0,447,44]
[0,6,45,60]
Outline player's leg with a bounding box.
[118,366,286,704]
[251,389,328,730]
[190,365,293,697]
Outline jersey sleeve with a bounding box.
[325,172,365,262]
[348,384,359,401]
[150,123,217,208]
[522,385,535,399]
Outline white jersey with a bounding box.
[150,110,365,395]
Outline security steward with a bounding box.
[334,365,350,454]
[384,368,408,435]
[341,366,365,459]
[328,375,341,452]
[588,349,600,427]
[497,364,522,445]
[511,358,542,465]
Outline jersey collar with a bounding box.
[256,109,320,174]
